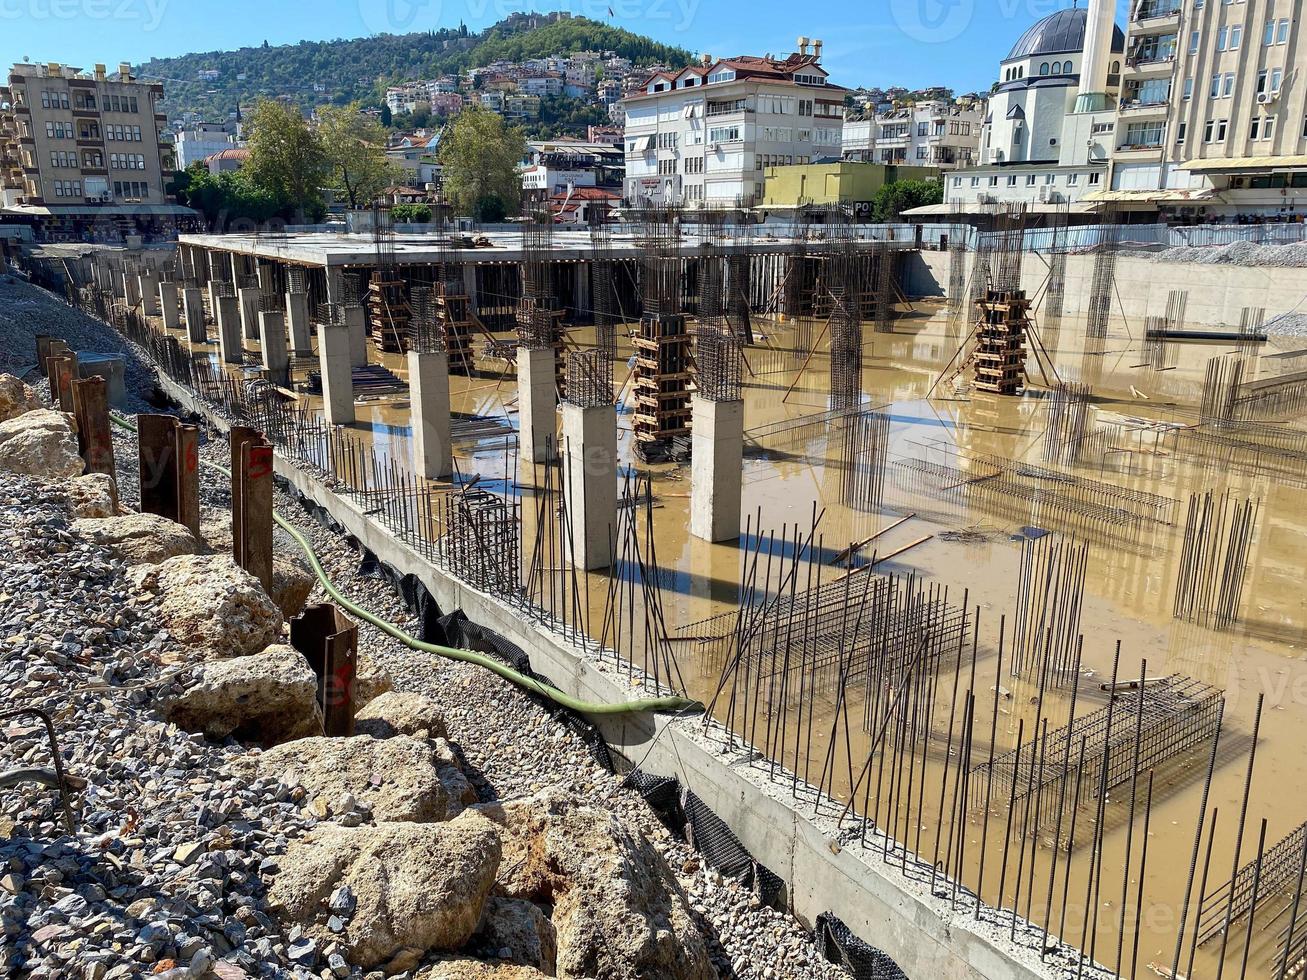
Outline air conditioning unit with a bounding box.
[1257,92,1274,104]
[1037,184,1051,203]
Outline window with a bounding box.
[1040,62,1050,75]
[1277,18,1290,43]
[953,176,962,187]
[1064,61,1073,73]
[1190,30,1201,52]
[1177,121,1187,144]
[1250,116,1261,139]
[1230,25,1242,49]
[988,175,999,186]
[1223,73,1236,97]
[1258,69,1269,94]
[1125,121,1165,146]
[1217,26,1228,50]
[1067,173,1080,185]
[970,176,980,187]
[1204,118,1215,141]
[1007,174,1018,186]
[1266,20,1277,44]
[706,69,735,84]
[1184,77,1194,99]
[1271,68,1283,92]
[917,122,929,136]
[1261,115,1276,140]
[707,126,739,143]
[1044,174,1056,184]
[1211,73,1223,97]
[1089,172,1101,185]
[1026,173,1037,186]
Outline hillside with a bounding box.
[137,13,693,122]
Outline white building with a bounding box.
[843,100,983,169]
[620,39,845,206]
[934,4,1126,211]
[176,122,243,170]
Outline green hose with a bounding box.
[108,413,699,717]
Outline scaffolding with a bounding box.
[632,205,692,458]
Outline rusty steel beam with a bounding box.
[230,426,273,593]
[290,603,358,736]
[138,413,179,523]
[69,376,117,504]
[49,353,78,413]
[43,340,69,390]
[175,422,200,539]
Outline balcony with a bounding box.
[1118,98,1170,116]
[1133,0,1180,23]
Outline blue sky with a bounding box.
[0,0,1130,95]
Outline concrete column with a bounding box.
[229,252,242,285]
[256,261,275,296]
[183,287,207,343]
[345,306,368,368]
[286,292,312,356]
[325,266,343,306]
[259,311,288,380]
[317,321,356,426]
[238,287,261,341]
[517,346,557,464]
[690,395,745,543]
[561,401,617,570]
[158,281,180,330]
[408,349,452,480]
[139,273,160,315]
[122,273,140,307]
[215,295,243,365]
[462,264,478,315]
[207,281,222,316]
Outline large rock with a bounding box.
[472,898,556,975]
[166,644,322,746]
[355,654,392,708]
[271,557,315,619]
[66,473,118,519]
[418,960,547,979]
[266,813,502,969]
[241,734,453,823]
[0,409,82,480]
[129,553,282,659]
[477,791,713,980]
[74,512,200,565]
[0,374,41,423]
[433,738,479,818]
[355,691,449,741]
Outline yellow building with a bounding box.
[761,161,939,214]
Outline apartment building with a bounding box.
[175,121,243,170]
[1106,0,1307,217]
[0,61,190,240]
[620,39,845,207]
[843,100,983,169]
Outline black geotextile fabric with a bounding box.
[816,913,908,980]
[621,768,787,912]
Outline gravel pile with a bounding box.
[1148,239,1307,268]
[1262,311,1307,338]
[0,273,156,412]
[0,468,318,980]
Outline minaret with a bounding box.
[1074,0,1117,112]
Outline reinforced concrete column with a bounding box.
[345,306,368,368]
[207,281,222,317]
[238,287,261,341]
[690,394,744,542]
[517,346,556,464]
[138,273,159,315]
[183,287,207,343]
[462,264,478,315]
[317,321,356,426]
[122,273,140,308]
[286,292,312,356]
[259,311,288,380]
[215,295,243,365]
[408,349,452,480]
[561,401,617,571]
[158,281,180,330]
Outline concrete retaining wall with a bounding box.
[156,373,1085,980]
[902,250,1307,327]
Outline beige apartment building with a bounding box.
[0,61,189,240]
[1107,0,1307,217]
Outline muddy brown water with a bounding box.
[153,295,1307,979]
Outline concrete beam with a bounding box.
[408,349,452,480]
[215,295,243,365]
[690,395,744,542]
[561,402,617,570]
[317,321,355,426]
[517,346,556,464]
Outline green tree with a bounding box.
[872,177,944,221]
[391,203,432,223]
[380,103,393,127]
[316,102,400,208]
[243,98,328,222]
[438,104,525,220]
[170,162,284,229]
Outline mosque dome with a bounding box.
[1005,7,1124,60]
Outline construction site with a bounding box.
[7,203,1307,980]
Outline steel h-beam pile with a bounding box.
[517,214,565,395]
[369,207,410,353]
[632,205,692,460]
